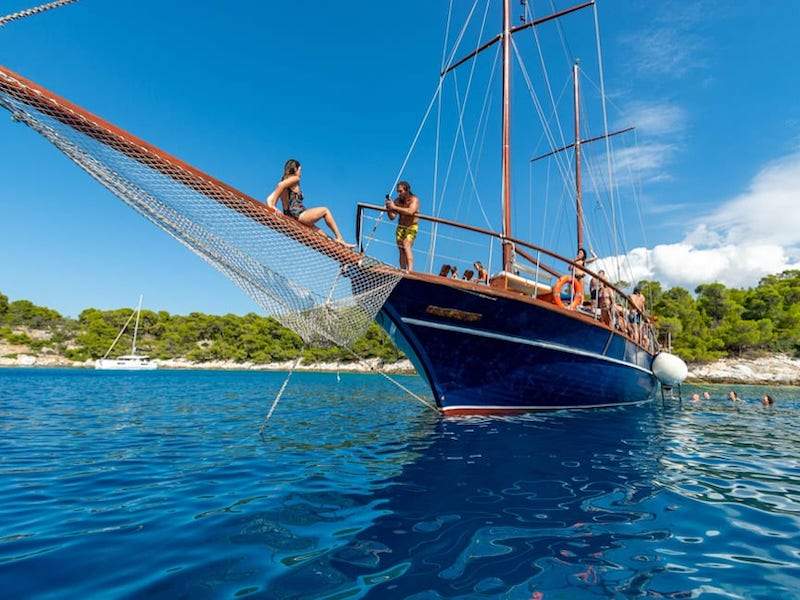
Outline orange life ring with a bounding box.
[553,275,584,310]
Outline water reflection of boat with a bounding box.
[265,407,667,598]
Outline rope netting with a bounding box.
[0,66,402,347]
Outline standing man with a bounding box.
[629,287,646,344]
[598,277,615,328]
[385,181,420,272]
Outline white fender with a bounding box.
[652,352,688,387]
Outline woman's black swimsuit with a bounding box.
[284,188,306,219]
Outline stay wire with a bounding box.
[0,0,77,27]
[368,0,479,256]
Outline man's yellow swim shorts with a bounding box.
[396,223,419,243]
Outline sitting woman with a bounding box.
[266,159,354,247]
[473,261,489,284]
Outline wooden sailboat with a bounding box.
[0,0,688,411]
[357,0,673,414]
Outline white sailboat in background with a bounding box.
[95,295,158,371]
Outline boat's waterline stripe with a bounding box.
[401,318,654,375]
[441,398,653,412]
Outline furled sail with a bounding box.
[0,66,401,346]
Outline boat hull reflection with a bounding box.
[266,406,665,598]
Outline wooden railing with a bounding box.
[355,202,659,354]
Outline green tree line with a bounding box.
[637,269,800,361]
[3,269,800,364]
[0,291,403,363]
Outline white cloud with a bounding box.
[585,102,685,187]
[625,102,687,137]
[597,152,800,290]
[599,242,797,290]
[705,152,800,247]
[612,142,676,184]
[624,28,706,80]
[622,1,713,80]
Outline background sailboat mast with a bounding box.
[573,61,583,252]
[501,0,513,271]
[132,294,143,355]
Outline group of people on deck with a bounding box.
[264,159,652,345]
[265,159,420,270]
[571,247,650,345]
[589,270,649,345]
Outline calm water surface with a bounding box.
[1,368,799,599]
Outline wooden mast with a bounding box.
[501,0,513,271]
[573,61,583,252]
[441,0,595,271]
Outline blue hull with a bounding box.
[378,275,658,414]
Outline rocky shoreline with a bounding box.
[3,351,800,385]
[0,353,416,374]
[687,354,800,386]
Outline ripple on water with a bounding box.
[1,370,800,598]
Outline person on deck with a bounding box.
[265,159,354,247]
[590,269,605,307]
[385,181,420,272]
[571,248,596,307]
[572,248,598,281]
[629,287,646,344]
[474,261,489,284]
[598,279,614,327]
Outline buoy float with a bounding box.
[652,352,688,387]
[552,275,583,310]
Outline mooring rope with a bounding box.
[259,345,439,431]
[259,355,302,433]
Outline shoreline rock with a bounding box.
[4,351,799,386]
[687,354,800,386]
[0,354,417,375]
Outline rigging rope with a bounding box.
[524,2,570,156]
[453,43,500,223]
[259,355,302,432]
[428,0,454,272]
[261,349,439,429]
[451,70,493,229]
[592,2,624,282]
[100,308,137,360]
[0,0,76,27]
[511,40,575,204]
[429,0,493,266]
[376,0,479,257]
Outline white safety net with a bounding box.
[0,67,402,347]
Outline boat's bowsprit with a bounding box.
[0,65,402,348]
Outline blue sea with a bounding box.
[1,368,799,599]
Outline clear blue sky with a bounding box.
[1,1,799,315]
